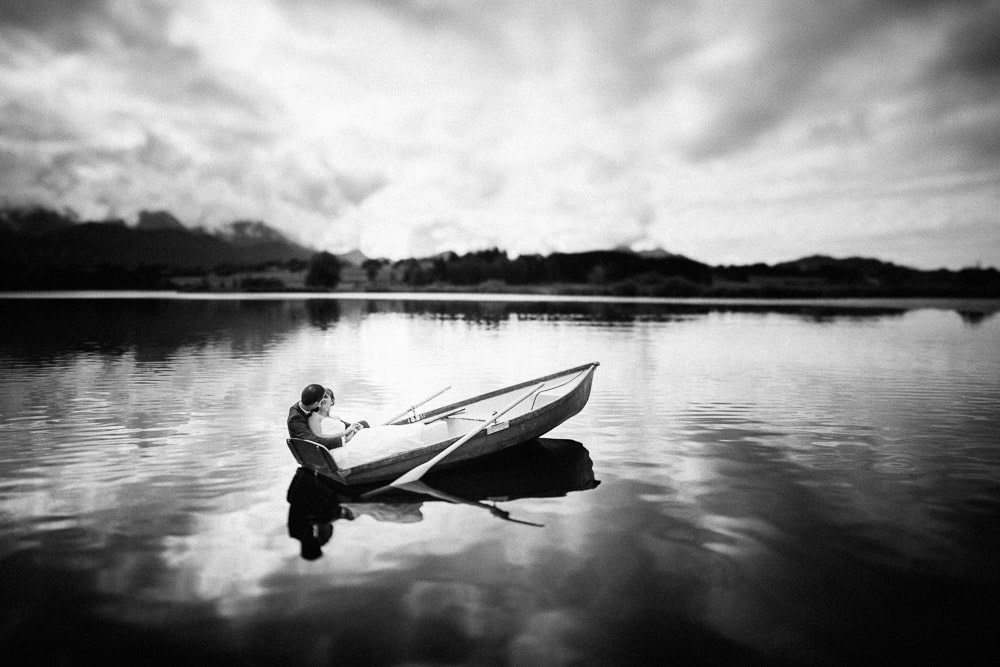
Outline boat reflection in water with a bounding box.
[286,438,599,560]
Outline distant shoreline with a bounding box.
[3,289,999,313]
[4,207,998,297]
[11,280,1000,299]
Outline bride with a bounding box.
[308,387,444,468]
[308,388,367,444]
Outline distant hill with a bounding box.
[384,247,999,297]
[637,248,679,259]
[0,206,314,289]
[1,206,998,296]
[613,245,680,260]
[1,207,77,235]
[714,253,1000,297]
[136,210,186,231]
[337,249,369,266]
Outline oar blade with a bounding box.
[391,463,433,487]
[359,483,395,500]
[502,516,545,527]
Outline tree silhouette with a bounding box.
[305,252,341,288]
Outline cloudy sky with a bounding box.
[1,0,998,268]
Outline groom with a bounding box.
[287,383,349,449]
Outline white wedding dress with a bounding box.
[313,416,449,469]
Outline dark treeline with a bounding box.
[384,248,711,289]
[0,206,312,289]
[365,249,1000,298]
[2,205,999,297]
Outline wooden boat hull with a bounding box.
[287,362,598,486]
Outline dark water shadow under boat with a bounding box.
[286,438,599,560]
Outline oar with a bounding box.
[486,505,545,527]
[379,386,451,425]
[395,480,544,527]
[362,383,544,498]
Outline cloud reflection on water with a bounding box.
[1,296,998,664]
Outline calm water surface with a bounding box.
[1,295,999,665]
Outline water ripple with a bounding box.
[1,298,999,665]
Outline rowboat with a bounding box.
[287,361,598,487]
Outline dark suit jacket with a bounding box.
[287,403,343,449]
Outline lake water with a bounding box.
[1,294,999,665]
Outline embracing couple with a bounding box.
[286,383,370,449]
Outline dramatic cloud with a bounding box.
[1,0,998,267]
